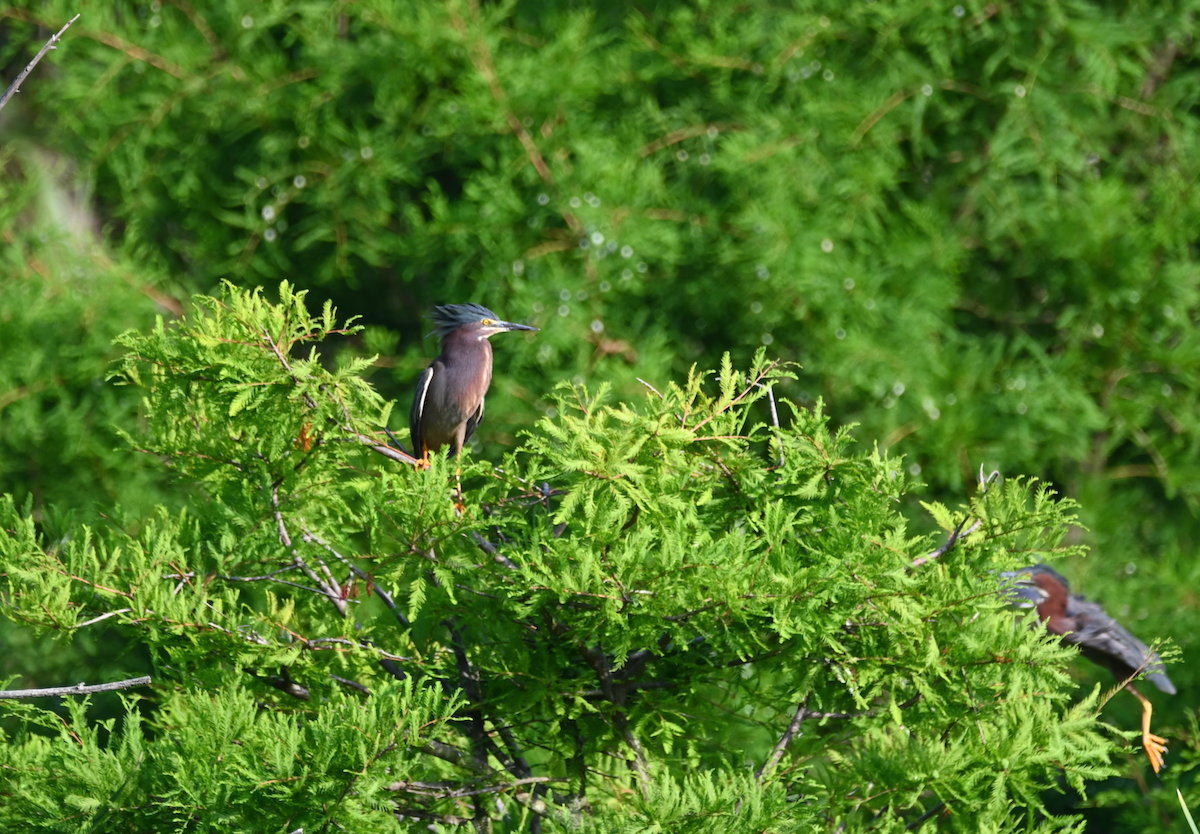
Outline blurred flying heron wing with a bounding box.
[1066,595,1176,695]
[410,365,434,456]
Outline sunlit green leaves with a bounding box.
[0,284,1123,829]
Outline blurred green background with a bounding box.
[2,0,1197,827]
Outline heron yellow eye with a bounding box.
[481,319,493,325]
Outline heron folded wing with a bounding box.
[463,397,485,448]
[410,365,435,456]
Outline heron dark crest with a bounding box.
[1004,564,1176,773]
[409,303,538,463]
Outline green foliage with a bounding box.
[3,0,1199,828]
[0,285,1125,830]
[0,149,180,715]
[0,147,175,524]
[0,680,450,832]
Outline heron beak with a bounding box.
[497,321,539,333]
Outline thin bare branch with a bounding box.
[579,645,649,797]
[0,14,80,114]
[913,517,981,567]
[351,431,422,467]
[261,325,319,409]
[766,383,784,467]
[300,525,410,628]
[388,776,560,799]
[636,378,663,399]
[75,608,131,628]
[471,531,518,570]
[756,696,808,780]
[0,675,150,699]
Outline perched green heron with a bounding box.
[1004,564,1176,773]
[409,303,538,463]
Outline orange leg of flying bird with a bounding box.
[1127,685,1167,773]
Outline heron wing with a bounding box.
[1066,595,1175,694]
[463,396,485,447]
[409,365,435,456]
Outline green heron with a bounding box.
[1004,564,1176,773]
[410,303,538,463]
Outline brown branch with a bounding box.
[446,0,580,232]
[638,122,737,157]
[166,0,223,55]
[851,87,916,146]
[1142,38,1178,100]
[689,361,778,434]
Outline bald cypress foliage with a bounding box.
[1,1,1198,829]
[0,283,1118,831]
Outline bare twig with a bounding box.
[249,666,311,700]
[415,739,492,775]
[292,557,338,604]
[579,644,649,797]
[261,326,317,408]
[331,674,371,695]
[0,675,150,699]
[1142,38,1178,100]
[352,431,422,467]
[299,525,410,628]
[387,776,560,799]
[636,378,663,399]
[216,564,304,582]
[851,87,915,146]
[905,802,947,830]
[271,484,347,615]
[0,14,80,114]
[913,467,998,566]
[638,122,738,157]
[913,516,980,567]
[756,697,809,779]
[75,608,131,628]
[272,482,293,547]
[471,531,518,570]
[766,383,784,467]
[447,623,499,782]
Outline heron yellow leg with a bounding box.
[1127,685,1167,774]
